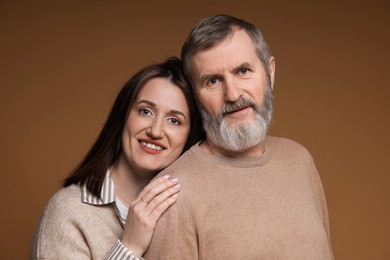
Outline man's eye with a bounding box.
[239,68,249,74]
[139,108,152,116]
[208,78,218,85]
[168,118,181,125]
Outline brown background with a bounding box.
[1,0,389,259]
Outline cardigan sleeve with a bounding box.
[30,200,141,260]
[29,195,93,259]
[29,186,124,259]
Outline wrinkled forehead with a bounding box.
[191,30,259,77]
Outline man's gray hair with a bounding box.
[181,14,272,87]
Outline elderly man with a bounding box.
[144,14,334,259]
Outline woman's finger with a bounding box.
[148,193,179,223]
[136,174,171,200]
[141,182,181,216]
[140,177,179,204]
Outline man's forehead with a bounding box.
[192,51,258,77]
[190,29,258,75]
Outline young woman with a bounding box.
[29,57,204,259]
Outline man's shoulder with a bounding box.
[157,144,202,178]
[267,135,304,146]
[266,135,312,158]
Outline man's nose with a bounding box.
[146,118,165,139]
[224,77,242,102]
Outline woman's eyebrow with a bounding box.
[170,109,187,120]
[137,99,156,107]
[137,99,187,120]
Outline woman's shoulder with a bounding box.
[47,184,82,207]
[31,185,85,247]
[40,185,84,221]
[30,185,118,259]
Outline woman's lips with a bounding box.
[139,140,165,154]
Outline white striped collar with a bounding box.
[81,170,115,205]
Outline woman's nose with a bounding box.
[146,119,165,139]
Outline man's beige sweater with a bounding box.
[145,136,334,259]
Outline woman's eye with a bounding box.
[168,118,181,125]
[139,108,152,116]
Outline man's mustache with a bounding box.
[221,97,258,115]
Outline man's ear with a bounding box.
[268,56,276,90]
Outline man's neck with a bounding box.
[200,138,266,158]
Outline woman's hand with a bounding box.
[121,175,180,257]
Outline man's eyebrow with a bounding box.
[137,99,187,120]
[231,62,252,73]
[200,73,222,84]
[199,62,254,83]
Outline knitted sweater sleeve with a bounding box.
[143,190,198,259]
[309,156,335,258]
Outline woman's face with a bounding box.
[121,77,191,176]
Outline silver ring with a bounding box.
[141,198,148,204]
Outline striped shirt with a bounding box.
[81,170,143,260]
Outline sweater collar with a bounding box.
[190,136,272,168]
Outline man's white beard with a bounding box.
[199,84,273,153]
